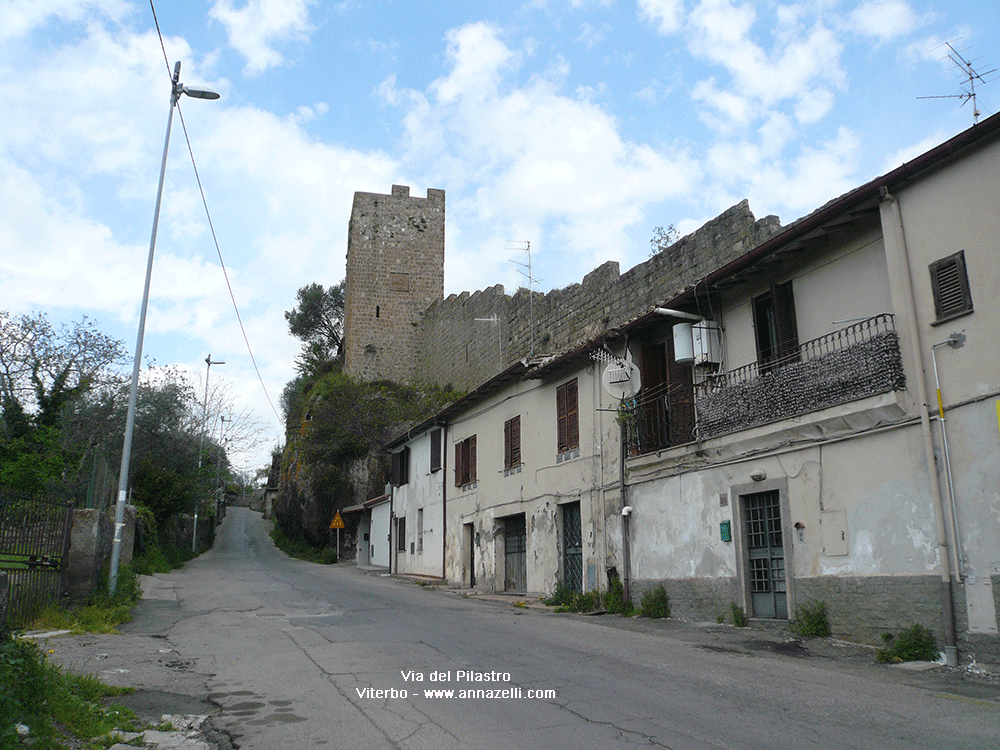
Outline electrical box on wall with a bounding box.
[720,520,732,542]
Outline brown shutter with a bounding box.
[566,379,579,450]
[930,251,973,320]
[430,428,441,472]
[468,435,477,484]
[455,440,464,487]
[666,334,694,444]
[511,416,520,467]
[772,281,799,361]
[640,343,666,390]
[556,384,568,452]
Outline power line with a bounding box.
[148,0,283,427]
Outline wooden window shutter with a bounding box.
[930,251,973,321]
[772,281,799,361]
[556,384,568,452]
[504,419,512,469]
[468,435,477,484]
[666,334,694,445]
[566,379,579,451]
[430,429,442,472]
[455,441,464,487]
[511,416,520,467]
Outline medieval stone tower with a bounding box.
[343,185,445,383]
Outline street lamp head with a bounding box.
[179,83,220,100]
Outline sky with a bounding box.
[2,0,998,477]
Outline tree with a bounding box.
[649,224,680,257]
[284,282,345,373]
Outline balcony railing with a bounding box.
[695,314,904,439]
[624,314,906,455]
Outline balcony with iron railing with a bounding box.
[624,314,906,455]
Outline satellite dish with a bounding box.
[600,348,641,401]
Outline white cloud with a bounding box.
[637,0,685,35]
[686,0,845,128]
[209,0,314,75]
[382,22,697,288]
[0,0,132,42]
[849,0,920,42]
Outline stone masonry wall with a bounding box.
[344,185,445,383]
[414,199,781,390]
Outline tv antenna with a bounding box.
[918,42,996,125]
[508,241,541,356]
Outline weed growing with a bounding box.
[0,635,138,749]
[271,522,338,564]
[730,602,749,627]
[604,575,634,616]
[790,600,831,638]
[544,581,601,613]
[30,565,142,635]
[875,624,939,663]
[639,585,671,619]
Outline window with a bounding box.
[455,435,477,487]
[930,250,973,323]
[396,517,406,552]
[752,281,798,368]
[417,508,424,553]
[556,379,579,454]
[504,416,521,470]
[430,428,442,472]
[389,447,409,486]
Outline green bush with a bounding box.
[639,585,671,619]
[543,580,576,607]
[604,574,634,616]
[572,590,601,613]
[875,624,939,663]
[320,548,338,565]
[730,602,749,627]
[790,600,831,638]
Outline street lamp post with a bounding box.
[195,355,225,551]
[108,61,219,594]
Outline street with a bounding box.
[88,508,1000,749]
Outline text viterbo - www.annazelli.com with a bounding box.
[355,670,557,700]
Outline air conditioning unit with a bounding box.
[693,321,722,366]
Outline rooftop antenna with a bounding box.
[918,42,996,125]
[508,241,540,356]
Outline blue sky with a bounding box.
[2,0,998,474]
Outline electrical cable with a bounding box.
[148,0,283,426]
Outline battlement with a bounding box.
[342,184,781,391]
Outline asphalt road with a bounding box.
[95,508,1000,749]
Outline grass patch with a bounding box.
[270,522,338,564]
[790,600,831,638]
[875,624,939,664]
[0,634,139,749]
[30,565,143,635]
[131,545,195,575]
[639,585,671,619]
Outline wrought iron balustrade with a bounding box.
[695,314,904,439]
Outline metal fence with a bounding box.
[0,489,74,630]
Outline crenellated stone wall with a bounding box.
[343,186,781,391]
[412,199,781,389]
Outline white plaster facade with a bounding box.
[620,117,1000,663]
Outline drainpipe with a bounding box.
[441,422,448,582]
[931,339,965,580]
[620,417,632,604]
[879,189,958,666]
